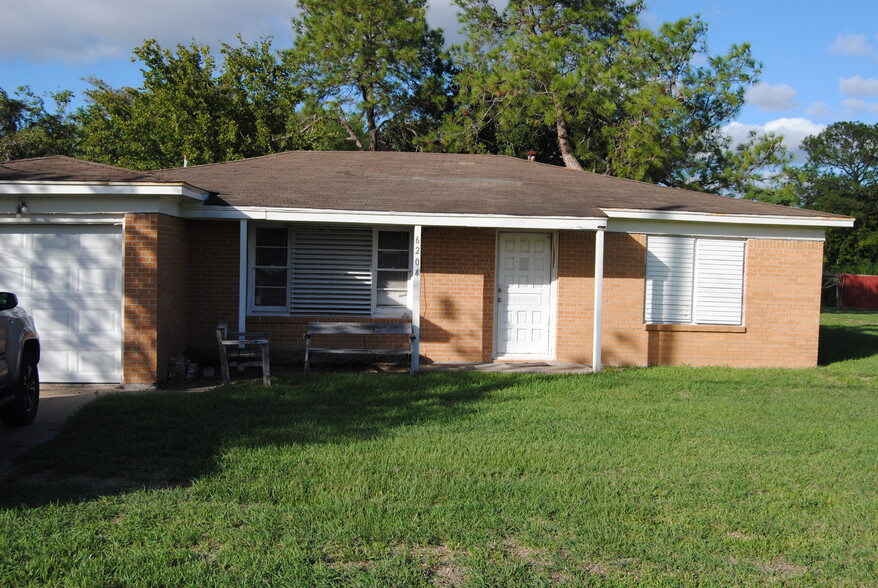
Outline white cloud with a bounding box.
[840,75,878,97]
[724,118,825,162]
[843,99,878,115]
[0,0,296,64]
[828,33,874,56]
[0,0,482,64]
[745,82,799,112]
[806,101,831,118]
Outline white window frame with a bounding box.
[247,224,413,318]
[372,227,413,318]
[248,226,289,314]
[644,235,746,326]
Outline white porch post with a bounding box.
[238,219,248,335]
[592,226,606,373]
[411,225,422,372]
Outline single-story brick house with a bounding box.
[0,152,853,384]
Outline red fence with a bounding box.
[838,273,878,309]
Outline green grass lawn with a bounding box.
[1,310,877,586]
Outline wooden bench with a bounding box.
[216,323,271,387]
[303,322,416,375]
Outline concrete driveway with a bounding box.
[0,385,107,476]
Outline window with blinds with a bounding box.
[291,226,374,315]
[644,236,745,325]
[249,225,411,316]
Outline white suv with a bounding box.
[0,292,40,426]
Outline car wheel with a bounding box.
[0,352,39,426]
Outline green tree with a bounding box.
[0,86,77,161]
[77,37,306,169]
[443,1,778,195]
[290,0,452,151]
[444,0,639,168]
[795,122,878,271]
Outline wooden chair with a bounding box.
[216,323,271,387]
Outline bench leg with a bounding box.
[261,342,271,387]
[219,346,232,386]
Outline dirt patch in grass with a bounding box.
[504,537,553,567]
[732,557,808,579]
[410,544,468,587]
[323,544,469,586]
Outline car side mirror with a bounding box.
[0,292,18,311]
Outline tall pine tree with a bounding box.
[290,0,451,151]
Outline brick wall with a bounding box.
[156,215,189,378]
[186,220,241,358]
[123,214,159,383]
[645,239,824,368]
[184,221,412,365]
[555,232,824,368]
[179,221,825,371]
[556,231,649,365]
[419,227,496,362]
[123,213,191,384]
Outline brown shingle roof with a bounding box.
[0,155,169,184]
[2,152,849,221]
[152,151,843,220]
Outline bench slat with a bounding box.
[306,322,412,335]
[308,348,411,356]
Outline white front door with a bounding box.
[0,225,123,383]
[495,232,553,357]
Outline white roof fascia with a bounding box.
[0,181,209,201]
[0,214,123,225]
[607,217,828,241]
[1,193,201,218]
[183,205,608,230]
[602,208,854,228]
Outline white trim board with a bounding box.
[1,194,204,218]
[0,215,123,225]
[602,208,854,228]
[606,218,829,241]
[182,205,608,231]
[0,182,209,200]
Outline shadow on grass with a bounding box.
[0,372,519,508]
[818,319,878,365]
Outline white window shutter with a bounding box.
[693,239,745,325]
[644,236,696,324]
[291,226,373,315]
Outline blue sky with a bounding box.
[1,0,876,159]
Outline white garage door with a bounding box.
[0,224,123,383]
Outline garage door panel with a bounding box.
[79,308,122,336]
[0,232,25,250]
[78,268,123,294]
[31,231,78,255]
[0,225,123,383]
[0,264,27,292]
[30,307,76,338]
[39,345,121,383]
[74,347,122,381]
[32,266,75,292]
[79,234,123,258]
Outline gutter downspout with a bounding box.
[592,226,605,373]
